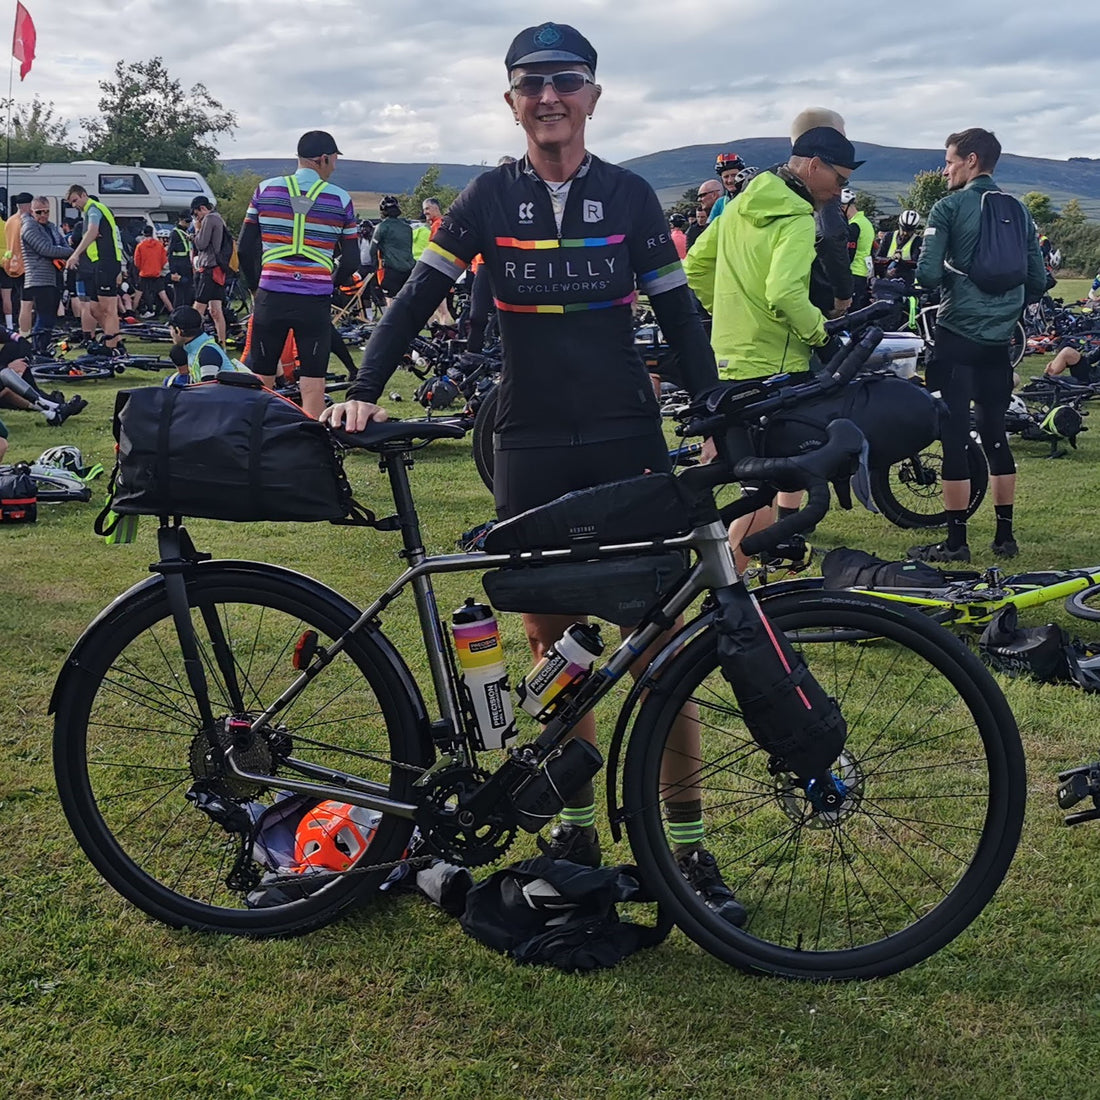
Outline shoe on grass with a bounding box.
[537,822,602,868]
[907,541,971,563]
[676,848,747,927]
[991,538,1019,559]
[47,395,88,427]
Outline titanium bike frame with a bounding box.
[155,441,742,824]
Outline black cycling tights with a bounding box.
[932,326,1016,481]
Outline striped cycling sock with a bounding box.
[665,798,705,855]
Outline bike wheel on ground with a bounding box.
[868,435,988,529]
[623,589,1024,980]
[31,360,116,383]
[52,566,429,937]
[471,382,497,492]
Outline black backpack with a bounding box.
[214,220,235,272]
[963,191,1031,295]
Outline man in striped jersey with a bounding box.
[238,130,358,418]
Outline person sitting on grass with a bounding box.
[1044,340,1100,385]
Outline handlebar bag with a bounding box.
[481,472,712,553]
[107,381,359,522]
[482,551,690,626]
[758,373,941,470]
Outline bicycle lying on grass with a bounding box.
[51,307,1025,980]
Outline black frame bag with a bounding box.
[105,379,360,523]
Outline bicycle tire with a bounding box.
[29,471,92,502]
[1065,582,1100,622]
[868,435,988,529]
[1010,320,1026,370]
[471,382,497,492]
[623,589,1024,980]
[53,567,429,937]
[30,360,115,383]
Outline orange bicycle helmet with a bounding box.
[293,800,379,872]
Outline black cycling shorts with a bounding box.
[0,336,32,365]
[84,259,120,300]
[380,268,411,298]
[194,270,226,304]
[493,432,672,521]
[250,289,332,378]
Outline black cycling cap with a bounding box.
[189,195,213,211]
[791,126,865,171]
[506,23,597,73]
[169,305,203,334]
[297,129,342,158]
[13,192,32,205]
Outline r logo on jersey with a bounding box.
[583,199,603,224]
[518,202,534,224]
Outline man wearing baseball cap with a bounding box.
[686,115,862,562]
[686,119,862,380]
[237,129,358,418]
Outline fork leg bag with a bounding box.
[713,583,847,780]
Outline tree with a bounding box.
[666,187,699,218]
[82,58,235,176]
[397,166,460,218]
[1021,191,1056,232]
[1,95,77,160]
[854,190,879,221]
[1057,198,1087,231]
[897,170,948,217]
[206,165,261,235]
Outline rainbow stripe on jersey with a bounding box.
[494,234,627,250]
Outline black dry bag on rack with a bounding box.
[713,584,846,780]
[104,378,361,523]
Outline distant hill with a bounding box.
[220,158,488,195]
[221,140,1100,219]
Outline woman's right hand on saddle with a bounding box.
[319,400,389,431]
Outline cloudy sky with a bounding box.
[16,0,1100,167]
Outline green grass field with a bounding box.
[3,289,1100,1099]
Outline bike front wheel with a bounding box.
[53,566,429,937]
[868,434,988,529]
[623,589,1024,980]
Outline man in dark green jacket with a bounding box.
[370,196,415,304]
[909,128,1046,563]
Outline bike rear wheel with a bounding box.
[53,567,429,937]
[623,589,1024,980]
[868,435,988,528]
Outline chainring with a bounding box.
[415,766,517,867]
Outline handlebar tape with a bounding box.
[740,480,830,557]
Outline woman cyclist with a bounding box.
[323,23,743,923]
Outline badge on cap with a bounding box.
[534,24,563,47]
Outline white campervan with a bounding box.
[0,160,215,254]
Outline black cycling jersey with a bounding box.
[349,155,716,448]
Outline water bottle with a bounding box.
[516,623,605,721]
[451,598,515,750]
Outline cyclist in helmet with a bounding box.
[370,196,415,304]
[669,212,688,258]
[707,152,748,224]
[841,188,874,309]
[325,23,746,924]
[874,209,923,285]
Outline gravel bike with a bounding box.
[51,307,1025,980]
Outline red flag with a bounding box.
[12,2,35,81]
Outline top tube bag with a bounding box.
[106,375,361,523]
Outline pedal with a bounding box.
[1056,762,1100,824]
